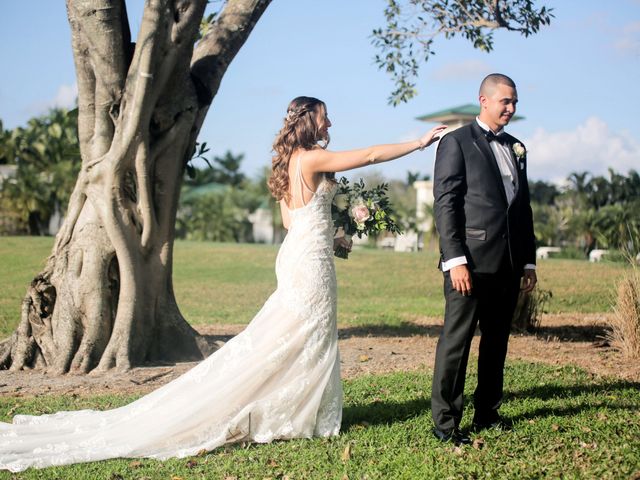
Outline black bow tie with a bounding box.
[485,131,508,145]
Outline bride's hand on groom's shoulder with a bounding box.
[419,125,448,150]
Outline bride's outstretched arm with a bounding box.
[306,125,447,173]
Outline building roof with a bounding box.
[416,103,524,123]
[181,182,229,201]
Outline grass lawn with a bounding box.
[0,237,629,338]
[1,362,638,479]
[0,239,637,477]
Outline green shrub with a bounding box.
[552,246,586,260]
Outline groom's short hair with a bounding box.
[479,74,516,96]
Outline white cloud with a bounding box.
[613,21,640,54]
[51,83,78,109]
[430,60,492,81]
[524,117,640,183]
[25,83,77,117]
[398,127,424,143]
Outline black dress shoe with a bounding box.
[471,415,513,432]
[432,427,471,446]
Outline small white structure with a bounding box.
[589,249,609,262]
[248,207,275,243]
[413,180,434,233]
[394,231,420,252]
[48,202,65,236]
[0,164,17,182]
[536,246,562,259]
[0,165,19,234]
[378,235,395,249]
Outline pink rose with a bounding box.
[351,204,370,224]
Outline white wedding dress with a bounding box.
[0,171,342,472]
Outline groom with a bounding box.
[431,73,537,445]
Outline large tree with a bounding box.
[0,0,551,374]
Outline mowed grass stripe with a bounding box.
[0,237,629,337]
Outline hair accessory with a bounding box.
[286,110,296,123]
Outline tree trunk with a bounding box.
[0,0,271,373]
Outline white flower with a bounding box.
[332,193,349,211]
[348,198,365,217]
[512,142,526,159]
[351,204,371,224]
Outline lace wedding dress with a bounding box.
[0,174,342,472]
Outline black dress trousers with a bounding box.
[431,254,521,431]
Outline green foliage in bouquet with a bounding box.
[331,177,402,259]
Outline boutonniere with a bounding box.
[512,142,526,170]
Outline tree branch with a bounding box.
[372,0,553,104]
[135,140,158,251]
[53,179,87,255]
[111,1,206,251]
[66,0,131,160]
[186,0,272,175]
[190,0,272,108]
[152,110,196,241]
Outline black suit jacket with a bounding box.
[433,121,536,275]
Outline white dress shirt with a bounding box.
[476,118,517,204]
[441,118,535,272]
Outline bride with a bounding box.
[0,96,445,472]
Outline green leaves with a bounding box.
[48,123,63,139]
[371,0,554,105]
[332,176,402,253]
[177,151,265,242]
[532,169,640,255]
[185,150,246,187]
[0,108,81,234]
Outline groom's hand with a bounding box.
[450,264,472,296]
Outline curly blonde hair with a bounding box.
[268,96,330,201]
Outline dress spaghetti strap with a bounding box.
[288,154,316,209]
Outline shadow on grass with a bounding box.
[338,322,611,343]
[506,378,640,402]
[199,322,611,346]
[338,322,442,339]
[531,324,611,342]
[198,322,442,351]
[342,378,640,431]
[198,323,441,346]
[342,397,432,430]
[506,379,640,423]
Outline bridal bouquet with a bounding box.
[332,177,402,259]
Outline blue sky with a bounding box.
[1,0,639,183]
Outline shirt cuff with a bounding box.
[441,256,467,272]
[524,264,536,270]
